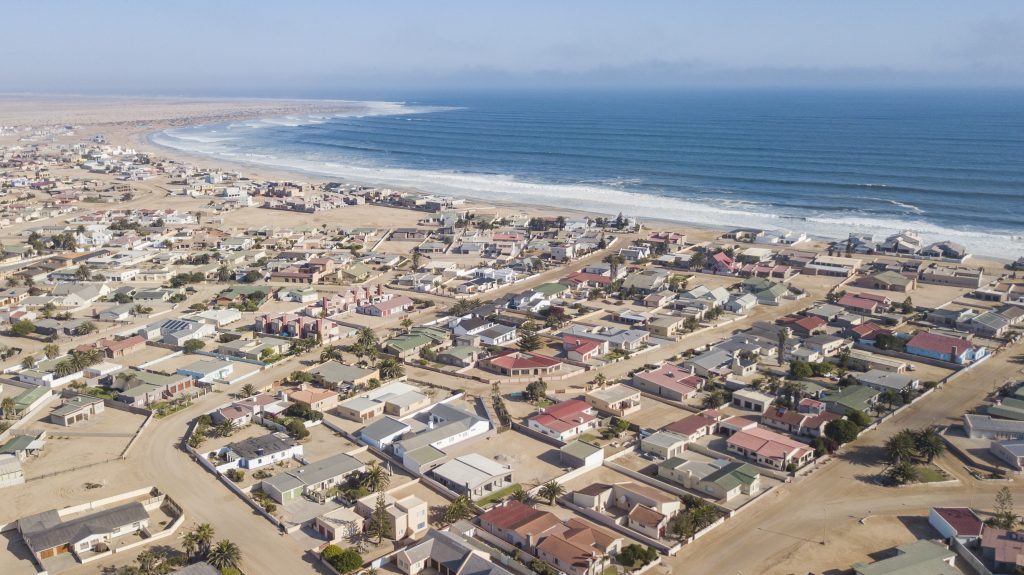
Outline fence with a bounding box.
[951,537,991,575]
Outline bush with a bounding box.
[846,409,872,428]
[184,339,206,352]
[322,545,363,574]
[789,360,813,379]
[824,419,861,445]
[226,469,245,482]
[285,418,310,439]
[619,543,658,567]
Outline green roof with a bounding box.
[440,346,482,360]
[852,540,958,575]
[404,445,446,467]
[560,440,602,460]
[14,386,50,411]
[0,435,36,454]
[824,385,879,412]
[703,462,760,491]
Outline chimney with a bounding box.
[950,346,958,360]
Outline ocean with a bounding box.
[151,90,1024,258]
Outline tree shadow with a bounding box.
[835,443,887,468]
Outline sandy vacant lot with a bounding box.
[20,407,147,481]
[442,428,566,489]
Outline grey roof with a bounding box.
[51,395,104,417]
[642,431,688,449]
[995,439,1024,457]
[262,452,364,493]
[855,369,918,391]
[431,454,511,490]
[171,562,220,575]
[225,433,296,460]
[19,502,148,553]
[965,414,1024,434]
[399,529,513,575]
[311,360,376,384]
[360,416,411,442]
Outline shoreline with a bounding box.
[2,94,1017,264]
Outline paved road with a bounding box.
[666,339,1024,575]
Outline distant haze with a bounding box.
[5,0,1024,96]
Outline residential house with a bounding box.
[479,350,563,377]
[17,502,150,561]
[394,528,514,575]
[852,540,960,575]
[640,431,688,459]
[216,432,302,471]
[393,404,491,472]
[310,360,379,390]
[726,426,814,470]
[658,457,761,502]
[630,363,704,401]
[906,331,986,365]
[761,407,839,438]
[526,399,600,442]
[261,452,365,503]
[351,492,429,540]
[286,387,340,412]
[731,388,774,413]
[928,507,983,543]
[585,384,641,417]
[430,453,513,498]
[570,482,680,540]
[49,395,105,426]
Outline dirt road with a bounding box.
[668,340,1024,575]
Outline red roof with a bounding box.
[564,272,612,286]
[665,415,717,436]
[838,294,880,312]
[529,399,597,433]
[712,252,734,265]
[851,322,887,339]
[99,335,145,352]
[792,316,826,332]
[933,508,983,537]
[907,332,973,355]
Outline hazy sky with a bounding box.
[5,0,1024,96]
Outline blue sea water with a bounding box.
[152,91,1024,257]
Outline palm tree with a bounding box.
[400,317,414,334]
[76,320,97,335]
[217,420,236,437]
[1,397,15,419]
[206,539,241,570]
[181,531,200,560]
[43,343,60,359]
[442,494,476,524]
[508,485,531,504]
[884,430,916,464]
[886,460,920,485]
[538,480,565,505]
[361,462,391,493]
[53,360,75,378]
[377,358,405,381]
[193,523,215,557]
[320,345,344,363]
[240,383,258,398]
[702,389,726,410]
[914,427,945,463]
